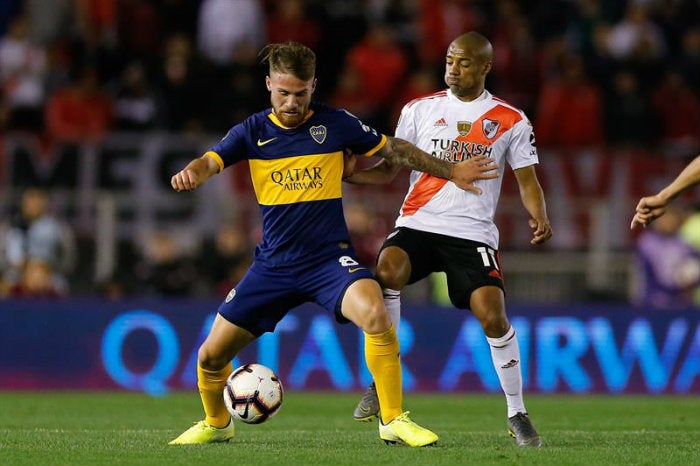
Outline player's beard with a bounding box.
[273,105,308,128]
[446,75,466,96]
[446,80,482,101]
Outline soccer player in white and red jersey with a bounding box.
[344,32,552,447]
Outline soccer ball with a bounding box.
[223,363,283,424]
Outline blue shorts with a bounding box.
[218,251,375,336]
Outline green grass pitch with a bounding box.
[0,391,698,465]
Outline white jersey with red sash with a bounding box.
[394,89,538,249]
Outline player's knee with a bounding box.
[357,301,391,333]
[375,261,405,290]
[197,345,229,370]
[477,311,510,337]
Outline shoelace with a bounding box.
[360,384,377,403]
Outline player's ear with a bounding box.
[483,60,492,76]
[265,76,272,91]
[311,78,317,93]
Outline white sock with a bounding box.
[382,288,401,332]
[486,326,525,418]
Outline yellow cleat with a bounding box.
[168,420,235,445]
[378,411,438,447]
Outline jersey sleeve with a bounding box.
[207,122,249,168]
[506,114,539,170]
[394,103,418,144]
[337,109,387,156]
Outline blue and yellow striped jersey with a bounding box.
[206,103,387,268]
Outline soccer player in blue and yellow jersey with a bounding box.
[168,42,498,447]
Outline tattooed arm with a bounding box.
[368,136,499,194]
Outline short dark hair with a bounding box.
[259,42,316,81]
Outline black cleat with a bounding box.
[353,382,380,421]
[508,412,541,447]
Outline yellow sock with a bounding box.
[197,363,232,428]
[364,325,402,424]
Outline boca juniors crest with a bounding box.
[457,121,472,137]
[310,125,327,144]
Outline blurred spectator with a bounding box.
[265,0,320,49]
[416,0,482,65]
[0,187,76,295]
[565,0,611,61]
[367,0,418,47]
[44,42,73,96]
[0,16,48,131]
[344,24,408,130]
[7,259,62,298]
[133,231,199,296]
[528,0,581,43]
[158,0,200,38]
[94,238,142,299]
[652,70,700,157]
[113,61,164,131]
[537,34,569,81]
[329,65,377,122]
[389,67,440,127]
[74,0,118,49]
[490,9,539,114]
[117,0,162,62]
[206,63,268,131]
[605,69,655,149]
[158,33,208,132]
[585,23,618,94]
[195,0,265,132]
[71,0,124,87]
[196,0,265,67]
[44,65,113,142]
[22,0,74,46]
[314,0,368,98]
[678,28,700,95]
[535,53,604,148]
[634,205,700,309]
[606,2,666,91]
[606,2,666,62]
[198,224,252,297]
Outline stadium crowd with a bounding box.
[2,0,700,303]
[1,0,699,148]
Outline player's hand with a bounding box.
[171,167,205,191]
[450,155,499,194]
[529,217,552,245]
[630,194,668,229]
